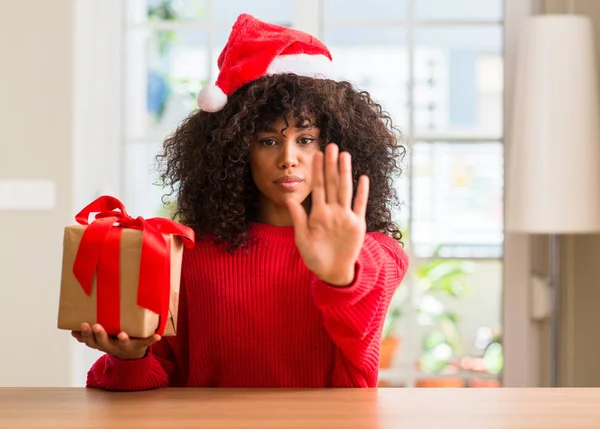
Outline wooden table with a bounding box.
[1,388,599,428]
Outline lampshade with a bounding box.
[506,15,600,234]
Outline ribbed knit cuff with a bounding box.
[86,351,168,391]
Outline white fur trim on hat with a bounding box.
[197,84,228,112]
[266,53,334,79]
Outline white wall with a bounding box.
[0,0,75,386]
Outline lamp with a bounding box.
[506,14,600,386]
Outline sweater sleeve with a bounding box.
[310,232,408,386]
[86,276,191,392]
[85,338,176,391]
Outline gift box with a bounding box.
[57,196,195,338]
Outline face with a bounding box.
[249,115,321,226]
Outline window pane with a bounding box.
[126,0,209,23]
[416,0,503,21]
[414,26,503,137]
[124,142,166,218]
[392,169,411,239]
[324,0,408,21]
[411,142,504,258]
[148,0,208,21]
[324,27,409,132]
[127,0,292,24]
[124,29,208,141]
[214,0,293,26]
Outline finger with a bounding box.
[117,332,149,359]
[117,331,132,349]
[92,324,115,354]
[139,334,162,348]
[71,331,84,343]
[311,151,325,206]
[325,144,339,204]
[286,198,308,237]
[118,330,155,349]
[353,175,370,218]
[81,323,98,349]
[338,152,353,208]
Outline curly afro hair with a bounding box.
[157,73,406,251]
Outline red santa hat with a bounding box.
[197,13,335,112]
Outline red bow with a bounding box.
[72,195,195,336]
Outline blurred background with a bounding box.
[2,0,600,389]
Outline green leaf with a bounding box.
[423,331,446,351]
[483,342,504,375]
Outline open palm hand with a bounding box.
[287,144,369,286]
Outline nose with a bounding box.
[277,140,299,169]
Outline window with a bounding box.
[323,0,505,388]
[122,0,506,388]
[122,0,295,217]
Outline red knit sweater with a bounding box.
[86,223,408,390]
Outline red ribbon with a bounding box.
[72,195,195,336]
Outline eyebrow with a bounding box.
[260,124,316,133]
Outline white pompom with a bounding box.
[197,84,228,112]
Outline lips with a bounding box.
[274,175,304,191]
[274,175,303,184]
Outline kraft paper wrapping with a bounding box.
[57,225,182,338]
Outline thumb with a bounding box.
[286,198,308,237]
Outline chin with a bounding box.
[275,192,309,208]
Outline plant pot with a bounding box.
[379,336,400,369]
[468,378,501,388]
[415,377,464,388]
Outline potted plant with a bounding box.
[414,257,474,375]
[378,248,476,384]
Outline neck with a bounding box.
[257,197,293,226]
[257,196,311,226]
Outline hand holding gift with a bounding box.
[57,195,195,340]
[71,322,160,360]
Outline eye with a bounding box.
[260,138,278,147]
[299,137,315,145]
